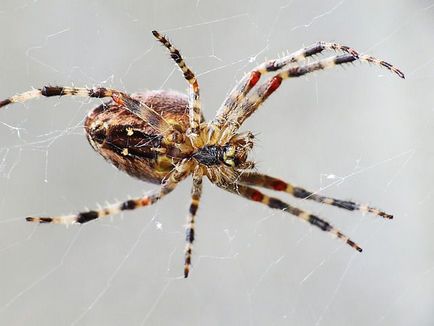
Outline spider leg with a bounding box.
[219,53,403,143]
[26,160,192,225]
[152,31,202,146]
[0,86,178,136]
[219,182,362,252]
[184,168,203,278]
[111,92,180,140]
[238,172,393,219]
[0,86,117,109]
[211,42,404,132]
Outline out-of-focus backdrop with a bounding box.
[0,1,432,325]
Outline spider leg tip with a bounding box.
[184,268,190,278]
[347,239,363,252]
[0,98,12,107]
[379,212,393,220]
[397,70,405,79]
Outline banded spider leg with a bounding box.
[0,86,178,137]
[27,160,193,225]
[152,31,203,147]
[239,172,393,219]
[218,182,363,252]
[218,53,404,144]
[184,167,203,278]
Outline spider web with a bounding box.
[0,0,433,325]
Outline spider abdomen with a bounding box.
[84,90,192,184]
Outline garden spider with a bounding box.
[0,30,404,278]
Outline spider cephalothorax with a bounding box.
[0,30,403,277]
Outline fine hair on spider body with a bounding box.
[0,30,404,278]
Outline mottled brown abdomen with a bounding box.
[84,90,192,184]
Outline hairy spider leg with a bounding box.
[184,169,203,278]
[211,41,404,136]
[111,92,177,137]
[26,161,192,225]
[220,183,362,252]
[239,172,393,219]
[0,86,176,135]
[219,53,403,143]
[0,86,116,108]
[152,30,203,147]
[212,42,359,130]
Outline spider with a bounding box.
[0,30,404,278]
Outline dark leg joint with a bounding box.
[332,199,357,211]
[184,70,194,81]
[0,99,12,107]
[189,204,198,215]
[268,198,288,211]
[335,54,357,65]
[309,215,332,232]
[171,50,182,63]
[89,87,108,98]
[287,66,308,77]
[76,211,99,224]
[121,200,137,211]
[293,187,312,199]
[305,44,324,57]
[40,86,65,97]
[186,228,195,243]
[266,60,284,72]
[26,217,53,223]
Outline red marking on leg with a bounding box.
[251,190,264,202]
[272,180,287,191]
[265,76,282,97]
[248,71,261,88]
[192,80,199,93]
[112,94,124,106]
[140,198,150,206]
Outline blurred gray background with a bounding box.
[0,0,432,325]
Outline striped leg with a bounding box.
[0,86,118,109]
[26,161,192,225]
[219,53,403,143]
[220,183,362,252]
[239,172,393,219]
[112,92,180,140]
[0,86,178,136]
[184,169,203,278]
[152,31,202,146]
[212,42,404,131]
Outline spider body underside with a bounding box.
[0,30,404,278]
